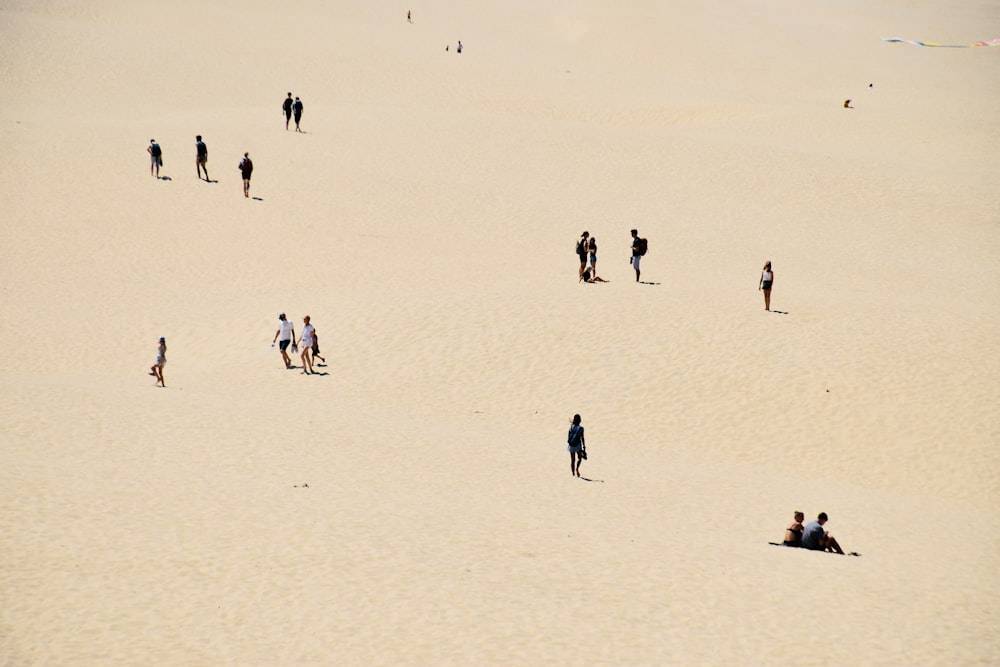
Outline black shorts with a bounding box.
[279,340,291,352]
[761,281,772,291]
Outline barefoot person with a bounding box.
[567,414,586,477]
[272,313,296,369]
[150,336,166,387]
[630,229,646,282]
[311,330,326,365]
[588,235,599,278]
[292,96,304,132]
[577,231,590,281]
[783,511,805,547]
[801,512,846,554]
[759,261,774,311]
[239,152,253,198]
[297,315,315,374]
[282,92,294,130]
[195,135,209,181]
[147,139,162,178]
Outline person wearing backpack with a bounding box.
[147,139,162,178]
[630,228,647,282]
[566,413,586,477]
[195,135,209,181]
[292,96,304,132]
[238,152,253,198]
[576,231,590,281]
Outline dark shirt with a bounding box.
[196,141,207,158]
[801,521,826,550]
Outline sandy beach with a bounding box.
[1,0,998,664]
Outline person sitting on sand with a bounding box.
[582,268,608,283]
[801,512,845,554]
[783,511,805,547]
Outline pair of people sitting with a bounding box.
[783,511,845,554]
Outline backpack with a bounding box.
[150,143,161,157]
[637,238,648,256]
[567,424,583,447]
[575,239,584,255]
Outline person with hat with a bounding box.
[272,313,296,369]
[150,336,167,387]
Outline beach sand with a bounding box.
[1,0,998,664]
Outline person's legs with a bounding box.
[579,258,587,281]
[824,534,845,555]
[301,347,312,374]
[243,178,249,197]
[764,288,771,311]
[285,112,291,130]
[154,158,160,178]
[570,452,577,476]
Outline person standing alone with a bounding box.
[195,135,209,181]
[759,261,774,311]
[566,414,586,477]
[147,139,162,178]
[629,229,647,282]
[239,152,253,198]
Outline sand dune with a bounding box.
[1,0,998,664]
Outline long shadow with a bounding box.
[252,196,264,201]
[638,281,660,285]
[202,179,218,184]
[158,176,172,181]
[579,476,604,483]
[302,371,329,376]
[770,309,789,315]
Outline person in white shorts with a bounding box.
[297,315,315,375]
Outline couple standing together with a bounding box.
[272,313,326,374]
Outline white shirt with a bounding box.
[278,320,294,341]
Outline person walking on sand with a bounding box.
[150,336,167,387]
[783,511,805,547]
[576,231,590,281]
[407,10,412,22]
[759,261,774,311]
[457,40,463,54]
[630,229,645,282]
[195,135,209,181]
[297,315,315,374]
[283,92,294,130]
[147,139,162,178]
[567,414,586,477]
[292,96,304,132]
[272,312,296,369]
[311,329,326,365]
[801,512,846,555]
[239,152,253,197]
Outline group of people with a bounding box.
[782,511,848,554]
[272,313,326,375]
[576,229,648,284]
[144,91,307,198]
[146,137,255,197]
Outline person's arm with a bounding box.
[273,328,280,344]
[759,272,763,289]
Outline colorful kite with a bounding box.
[882,37,1000,48]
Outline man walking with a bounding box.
[239,152,253,198]
[272,313,296,369]
[195,135,209,181]
[283,92,294,130]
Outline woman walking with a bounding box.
[150,336,167,387]
[567,414,586,477]
[298,315,315,374]
[759,261,774,311]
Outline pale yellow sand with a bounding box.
[1,0,998,664]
